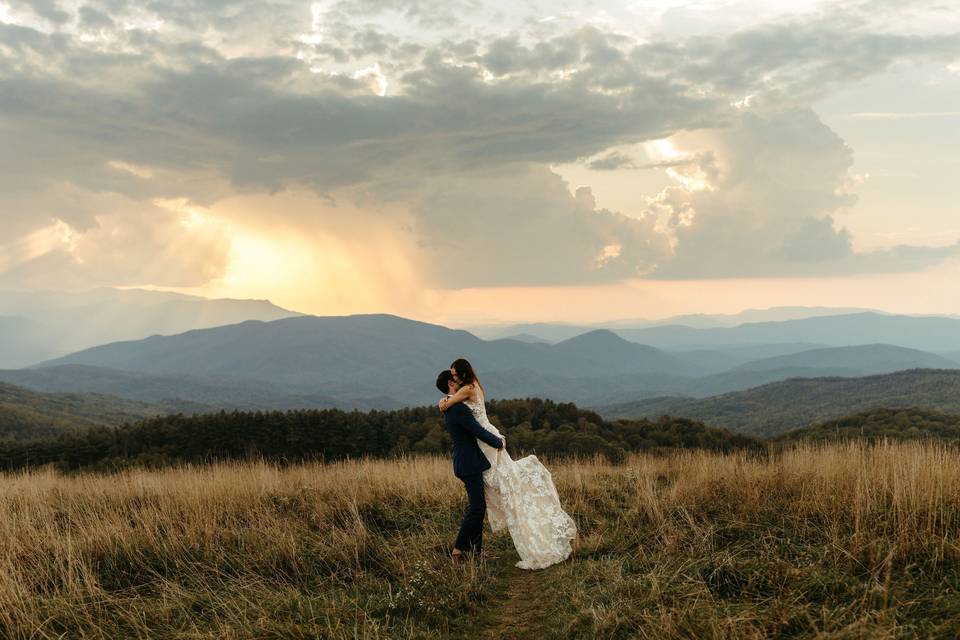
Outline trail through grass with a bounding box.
[480,559,554,640]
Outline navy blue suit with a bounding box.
[443,401,504,554]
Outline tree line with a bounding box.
[0,398,763,472]
[777,407,960,443]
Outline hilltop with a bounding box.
[0,382,172,439]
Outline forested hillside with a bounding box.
[0,399,762,472]
[600,369,960,436]
[0,382,168,439]
[778,407,960,442]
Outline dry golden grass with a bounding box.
[0,441,959,638]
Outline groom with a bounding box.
[435,369,504,558]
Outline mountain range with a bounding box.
[598,369,960,436]
[0,365,401,413]
[0,288,298,368]
[469,306,877,340]
[36,317,695,406]
[3,313,952,411]
[611,313,960,351]
[471,311,960,352]
[0,299,958,438]
[725,344,956,374]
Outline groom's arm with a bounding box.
[451,404,504,449]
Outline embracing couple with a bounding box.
[436,358,577,570]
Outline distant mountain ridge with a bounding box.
[0,365,401,412]
[469,306,876,339]
[551,330,685,374]
[610,313,960,351]
[599,369,960,437]
[0,288,299,367]
[471,311,960,352]
[728,344,957,375]
[38,315,699,406]
[627,306,876,329]
[502,333,551,344]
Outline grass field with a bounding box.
[1,442,959,638]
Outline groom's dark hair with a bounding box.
[436,370,454,393]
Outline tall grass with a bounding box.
[0,442,958,638]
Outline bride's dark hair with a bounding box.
[451,358,484,393]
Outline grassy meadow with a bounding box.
[1,442,960,639]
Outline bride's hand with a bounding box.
[438,397,448,412]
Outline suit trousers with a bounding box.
[454,472,486,554]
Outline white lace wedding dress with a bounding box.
[464,393,577,570]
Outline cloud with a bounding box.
[409,164,672,287]
[774,216,854,263]
[586,151,637,171]
[1,0,959,291]
[639,14,960,108]
[14,0,71,26]
[843,111,960,118]
[645,109,960,278]
[0,198,232,290]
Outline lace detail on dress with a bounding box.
[465,393,577,570]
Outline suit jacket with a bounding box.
[443,401,504,479]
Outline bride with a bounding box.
[439,358,577,570]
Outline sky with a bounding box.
[1,0,959,325]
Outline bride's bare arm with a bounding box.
[438,383,474,412]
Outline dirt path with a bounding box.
[480,561,551,640]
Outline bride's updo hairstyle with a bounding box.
[451,358,484,392]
